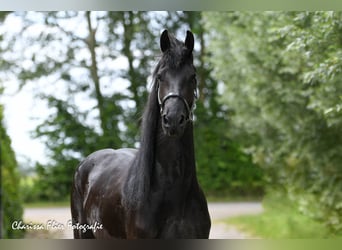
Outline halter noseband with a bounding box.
[157,85,197,122]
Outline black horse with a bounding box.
[71,30,211,239]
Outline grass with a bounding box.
[224,194,336,239]
[24,200,70,208]
[207,195,262,203]
[206,191,263,203]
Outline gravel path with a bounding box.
[23,207,73,239]
[23,202,263,239]
[208,202,263,239]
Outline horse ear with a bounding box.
[185,30,194,53]
[160,30,170,52]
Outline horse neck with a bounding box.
[153,122,197,190]
[124,91,197,208]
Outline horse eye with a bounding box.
[190,75,197,86]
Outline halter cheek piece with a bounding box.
[157,84,198,122]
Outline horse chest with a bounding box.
[154,158,185,185]
[157,201,208,238]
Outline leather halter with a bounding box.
[157,84,197,122]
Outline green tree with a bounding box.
[0,104,24,238]
[2,11,162,201]
[204,11,342,232]
[0,11,24,239]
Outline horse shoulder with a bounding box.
[75,148,137,238]
[82,148,137,203]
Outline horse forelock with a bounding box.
[154,35,194,77]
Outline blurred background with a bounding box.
[0,11,341,238]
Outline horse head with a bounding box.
[155,30,198,137]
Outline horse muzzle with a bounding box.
[161,112,186,137]
[161,98,188,137]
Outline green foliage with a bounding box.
[227,192,335,238]
[32,97,102,201]
[195,102,264,196]
[0,104,24,238]
[19,175,40,203]
[204,11,342,233]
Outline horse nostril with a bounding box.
[163,114,169,125]
[179,115,185,126]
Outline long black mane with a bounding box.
[122,33,195,210]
